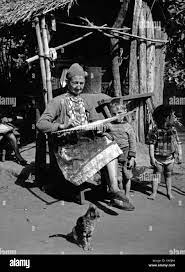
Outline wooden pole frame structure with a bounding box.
[34,17,47,107]
[41,15,53,103]
[34,15,54,184]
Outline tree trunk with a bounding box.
[110,0,130,97]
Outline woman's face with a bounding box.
[67,75,85,96]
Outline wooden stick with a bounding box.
[98,92,154,106]
[26,31,94,64]
[41,16,53,103]
[34,17,47,107]
[59,21,130,31]
[53,109,136,135]
[60,21,168,43]
[111,29,167,43]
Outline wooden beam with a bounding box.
[26,31,94,64]
[60,22,167,43]
[98,92,154,106]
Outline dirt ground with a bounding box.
[0,128,185,255]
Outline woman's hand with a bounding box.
[66,119,81,128]
[58,119,81,130]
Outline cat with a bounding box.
[66,203,100,251]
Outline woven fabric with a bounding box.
[65,94,88,125]
[54,134,122,186]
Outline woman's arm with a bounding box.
[36,97,63,133]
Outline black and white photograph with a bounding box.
[0,0,184,269]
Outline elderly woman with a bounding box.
[36,63,134,210]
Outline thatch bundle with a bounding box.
[0,0,76,28]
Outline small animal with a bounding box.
[66,203,100,251]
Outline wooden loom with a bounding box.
[52,109,136,136]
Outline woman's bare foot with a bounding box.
[148,193,156,200]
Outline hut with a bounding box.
[0,0,168,178]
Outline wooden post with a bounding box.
[41,16,55,166]
[154,21,161,106]
[129,0,142,142]
[51,14,56,31]
[129,0,142,95]
[160,29,167,104]
[146,4,155,95]
[35,17,47,107]
[110,0,130,97]
[41,15,53,103]
[34,17,47,184]
[138,2,147,143]
[154,22,167,107]
[138,3,147,95]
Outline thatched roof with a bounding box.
[0,0,76,28]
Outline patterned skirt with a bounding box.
[54,132,122,186]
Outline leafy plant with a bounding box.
[163,0,185,89]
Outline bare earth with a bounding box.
[0,128,185,255]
